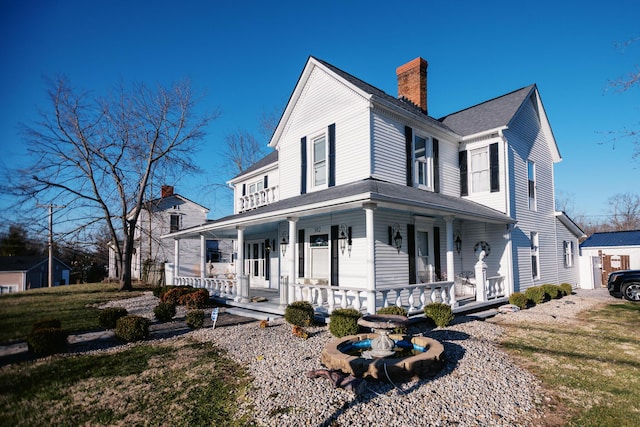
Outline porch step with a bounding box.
[225,307,282,321]
[466,308,499,320]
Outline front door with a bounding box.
[309,234,329,281]
[245,240,268,288]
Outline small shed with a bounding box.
[0,256,71,293]
[579,230,640,289]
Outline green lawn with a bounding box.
[0,283,147,343]
[500,302,640,427]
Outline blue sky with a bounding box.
[1,0,638,224]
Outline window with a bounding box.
[312,134,327,187]
[170,214,180,233]
[564,240,574,267]
[470,147,490,192]
[248,179,263,194]
[414,135,433,189]
[530,232,539,279]
[528,160,536,210]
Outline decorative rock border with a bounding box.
[320,333,445,381]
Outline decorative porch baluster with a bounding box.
[380,290,390,308]
[352,291,362,311]
[394,289,402,308]
[327,288,335,313]
[407,287,416,311]
[339,290,348,309]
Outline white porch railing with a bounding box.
[486,275,506,300]
[293,280,455,315]
[238,186,278,212]
[174,276,237,300]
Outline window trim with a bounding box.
[470,146,490,193]
[413,134,434,190]
[309,130,328,190]
[564,240,574,267]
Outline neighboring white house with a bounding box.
[579,230,640,289]
[164,56,584,315]
[108,186,231,284]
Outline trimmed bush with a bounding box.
[509,292,529,309]
[161,286,194,305]
[32,318,62,331]
[27,327,68,355]
[153,285,177,299]
[179,288,209,309]
[186,310,205,329]
[329,308,362,337]
[424,302,454,327]
[154,302,176,322]
[542,284,561,300]
[115,315,150,342]
[376,306,408,317]
[560,283,573,296]
[284,301,315,327]
[524,286,545,305]
[98,307,128,329]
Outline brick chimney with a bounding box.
[161,185,174,198]
[396,57,428,114]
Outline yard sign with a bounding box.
[211,307,219,329]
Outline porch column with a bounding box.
[287,217,298,304]
[236,226,249,302]
[200,234,206,279]
[364,203,377,314]
[444,216,457,307]
[173,238,180,280]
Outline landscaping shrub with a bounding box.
[186,310,205,329]
[26,327,67,355]
[524,286,545,305]
[376,306,408,317]
[424,302,454,327]
[115,315,150,342]
[541,284,561,300]
[329,308,362,337]
[98,307,128,329]
[153,285,177,299]
[161,286,194,305]
[154,302,176,322]
[284,301,315,327]
[32,318,62,331]
[179,288,209,309]
[509,292,529,309]
[559,283,573,296]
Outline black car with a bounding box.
[607,270,640,302]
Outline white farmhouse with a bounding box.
[165,56,584,316]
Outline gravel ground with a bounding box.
[5,287,614,426]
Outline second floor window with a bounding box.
[528,160,536,210]
[470,147,490,192]
[170,214,180,233]
[312,134,327,187]
[414,135,433,190]
[248,179,263,194]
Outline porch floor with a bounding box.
[211,287,508,321]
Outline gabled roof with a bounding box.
[269,56,456,149]
[438,85,534,137]
[580,230,640,248]
[555,211,587,239]
[0,256,71,272]
[142,193,209,212]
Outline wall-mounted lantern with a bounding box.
[280,232,288,256]
[338,224,352,255]
[455,235,462,254]
[392,223,402,254]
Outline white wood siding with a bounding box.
[276,67,371,201]
[506,95,558,291]
[461,138,507,213]
[555,218,580,287]
[374,209,411,287]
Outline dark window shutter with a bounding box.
[407,224,416,284]
[459,150,468,196]
[242,183,246,196]
[405,126,413,186]
[264,239,270,279]
[331,225,339,286]
[300,137,307,194]
[433,227,441,280]
[263,175,268,189]
[328,123,336,187]
[490,142,499,192]
[297,229,305,278]
[433,138,440,193]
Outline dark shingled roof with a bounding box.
[580,230,640,248]
[232,150,278,180]
[0,256,48,272]
[438,85,535,137]
[200,178,514,227]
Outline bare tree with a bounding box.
[223,129,267,175]
[5,76,216,290]
[607,192,640,231]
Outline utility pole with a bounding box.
[38,204,65,287]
